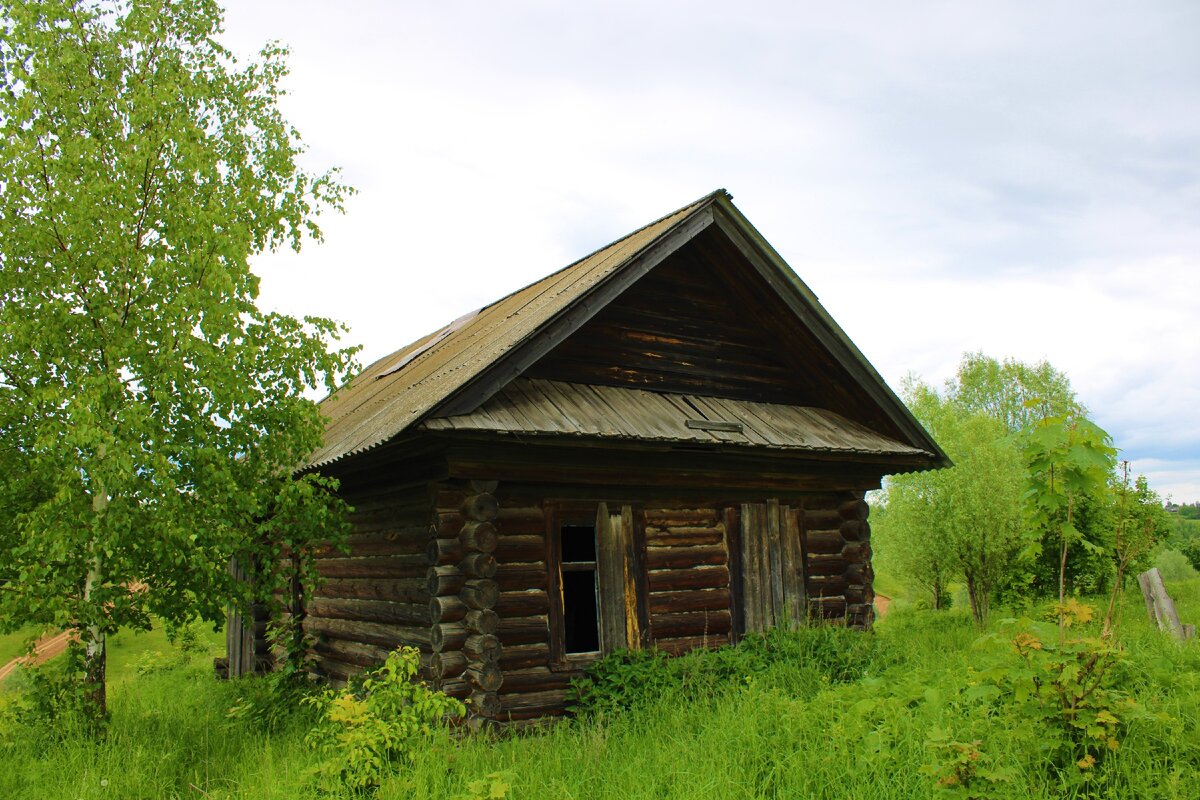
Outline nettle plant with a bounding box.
[303,647,465,792]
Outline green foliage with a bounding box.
[1154,549,1200,583]
[0,0,358,719]
[947,352,1084,436]
[303,646,465,792]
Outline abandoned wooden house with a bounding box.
[238,189,947,723]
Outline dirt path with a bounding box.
[0,630,75,682]
[873,593,892,617]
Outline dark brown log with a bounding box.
[845,562,873,585]
[461,579,500,610]
[469,690,501,718]
[459,521,498,553]
[303,616,433,649]
[434,512,464,538]
[645,544,727,570]
[463,493,499,522]
[318,556,428,580]
[839,498,869,521]
[644,508,718,526]
[427,565,465,596]
[492,534,543,562]
[648,588,731,615]
[465,662,504,692]
[498,615,549,646]
[499,689,570,720]
[495,589,550,618]
[430,595,467,623]
[469,479,499,494]
[431,623,468,653]
[464,608,499,635]
[312,653,366,683]
[652,633,730,655]
[459,552,498,579]
[495,505,544,523]
[807,574,849,596]
[499,666,575,694]
[427,538,464,566]
[802,508,843,529]
[650,609,732,638]
[807,552,849,575]
[495,562,548,591]
[646,565,730,592]
[842,541,871,564]
[439,677,470,698]
[846,602,873,628]
[429,651,467,680]
[644,527,725,547]
[845,584,874,605]
[314,535,426,559]
[312,638,391,669]
[499,643,550,671]
[463,633,501,661]
[306,597,432,627]
[315,577,429,604]
[804,530,845,555]
[811,595,847,618]
[839,519,868,542]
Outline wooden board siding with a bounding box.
[739,501,806,632]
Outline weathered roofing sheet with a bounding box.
[422,379,933,459]
[306,193,717,468]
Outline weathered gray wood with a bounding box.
[306,597,432,627]
[458,552,498,579]
[766,499,785,626]
[463,608,499,635]
[431,622,468,653]
[1138,568,1188,641]
[463,493,499,522]
[596,503,629,652]
[459,521,498,553]
[783,505,806,627]
[461,579,500,610]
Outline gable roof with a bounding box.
[306,190,946,470]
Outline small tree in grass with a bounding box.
[0,0,358,723]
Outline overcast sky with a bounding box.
[219,1,1200,501]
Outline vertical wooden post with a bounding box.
[1138,568,1190,641]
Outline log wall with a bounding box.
[644,506,734,653]
[801,491,873,628]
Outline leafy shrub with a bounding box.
[570,623,893,716]
[303,646,465,792]
[1154,548,1200,582]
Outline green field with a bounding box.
[1,584,1197,800]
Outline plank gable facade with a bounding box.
[241,190,946,726]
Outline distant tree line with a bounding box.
[873,353,1172,628]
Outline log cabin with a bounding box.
[236,189,947,724]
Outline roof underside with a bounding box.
[422,378,933,459]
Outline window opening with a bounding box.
[559,523,600,654]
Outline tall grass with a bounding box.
[1,581,1197,799]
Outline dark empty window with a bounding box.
[559,524,600,654]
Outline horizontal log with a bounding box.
[846,603,873,627]
[459,521,498,553]
[806,553,849,576]
[802,508,843,529]
[439,678,470,699]
[643,508,719,526]
[839,498,869,521]
[464,493,499,522]
[427,538,463,566]
[313,534,427,559]
[312,653,366,684]
[465,662,504,692]
[499,667,575,694]
[644,527,725,547]
[804,530,845,555]
[318,555,428,580]
[652,633,730,656]
[811,595,847,619]
[648,588,731,615]
[434,512,464,538]
[845,584,874,605]
[312,638,393,670]
[430,595,467,624]
[431,623,468,653]
[647,565,729,592]
[806,574,849,597]
[306,597,432,627]
[303,616,433,649]
[650,610,732,639]
[464,633,501,661]
[645,544,727,570]
[495,589,550,618]
[839,519,868,542]
[842,541,871,563]
[845,562,873,585]
[459,552,498,579]
[496,563,548,592]
[498,615,549,646]
[314,577,429,604]
[429,650,467,680]
[499,643,550,671]
[461,579,500,610]
[427,565,464,596]
[464,608,499,635]
[493,534,544,562]
[435,488,469,510]
[499,689,570,719]
[469,690,501,718]
[495,505,544,522]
